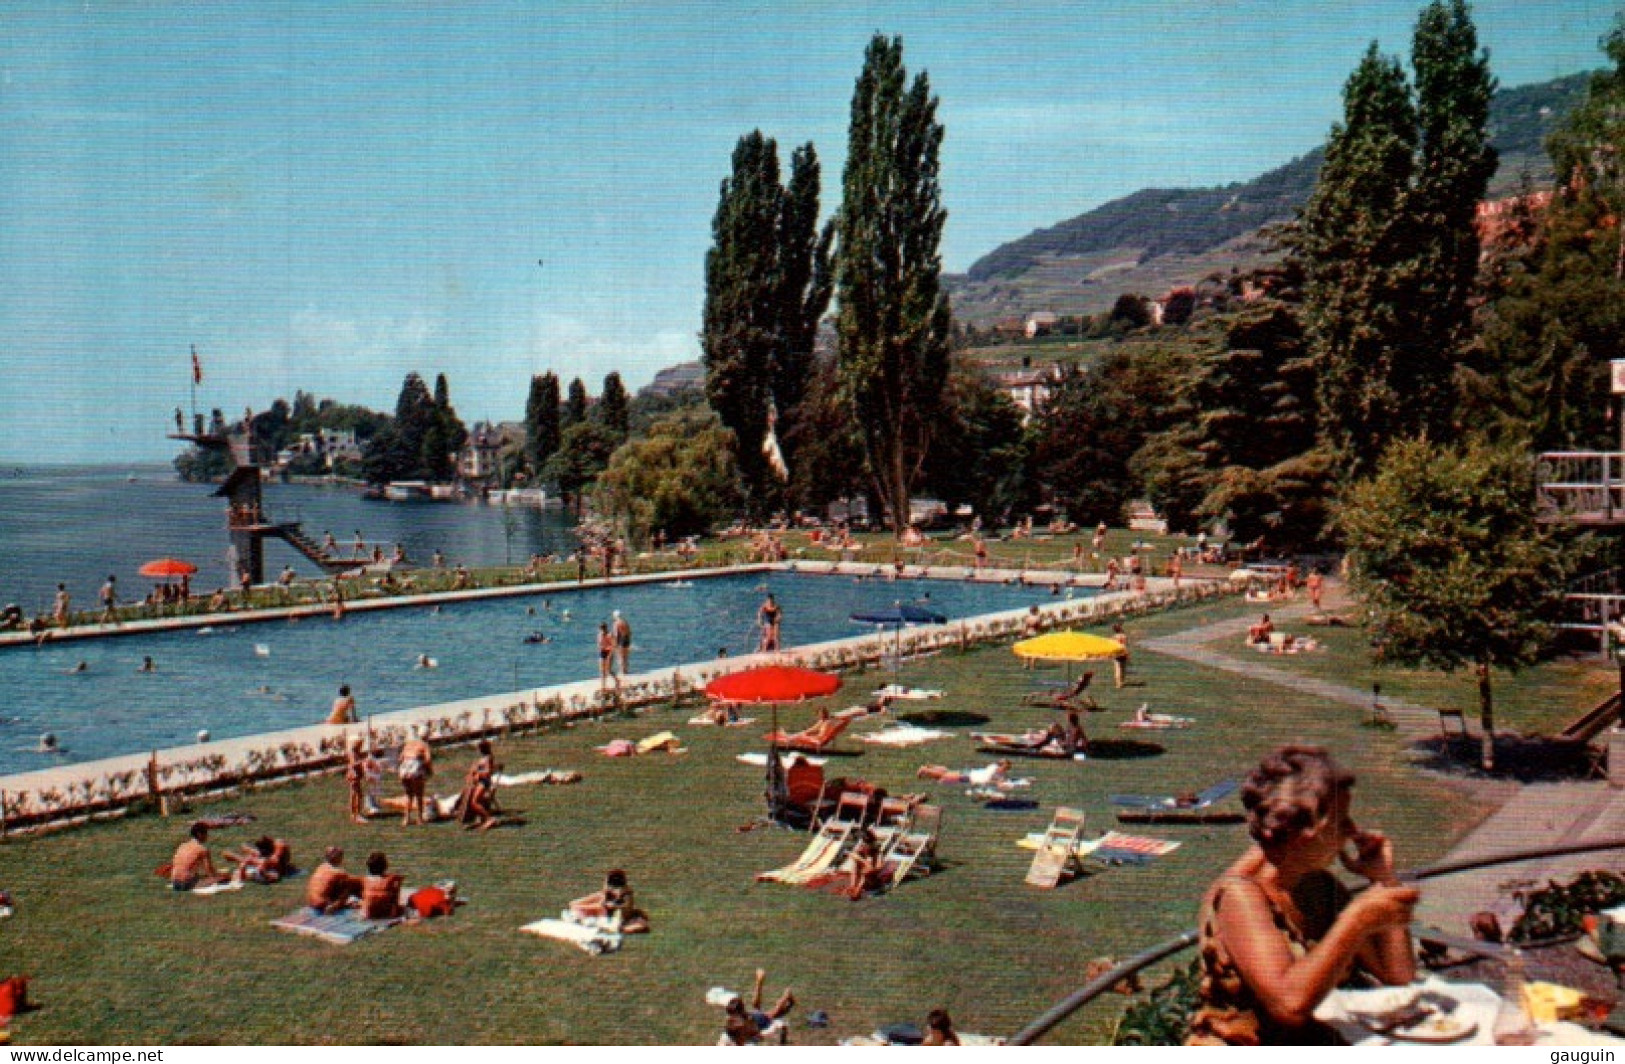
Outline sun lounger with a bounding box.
[1089,831,1182,864]
[271,907,401,945]
[1109,779,1242,823]
[973,732,1080,759]
[1024,807,1088,889]
[1109,779,1237,809]
[763,714,853,753]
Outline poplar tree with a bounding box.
[525,372,562,473]
[702,131,831,513]
[599,371,630,437]
[1300,1,1497,478]
[835,35,952,533]
[563,377,589,430]
[1297,46,1418,478]
[1409,0,1497,427]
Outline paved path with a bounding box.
[1140,581,1625,935]
[1138,588,1441,739]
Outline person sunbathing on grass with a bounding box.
[721,969,796,1045]
[569,869,650,933]
[225,836,293,884]
[360,852,405,920]
[168,822,227,892]
[917,759,1012,786]
[305,847,361,915]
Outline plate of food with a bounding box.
[1382,1013,1477,1043]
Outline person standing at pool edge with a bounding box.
[613,610,632,677]
[597,622,617,692]
[758,594,782,652]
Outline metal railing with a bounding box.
[1537,452,1625,523]
[1009,836,1625,1045]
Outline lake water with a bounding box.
[0,561,1079,774]
[0,464,577,613]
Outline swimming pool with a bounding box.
[0,572,1087,772]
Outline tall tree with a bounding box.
[1297,46,1419,478]
[773,145,835,485]
[427,372,468,482]
[598,371,630,437]
[835,35,952,534]
[563,377,589,430]
[702,131,832,514]
[1409,0,1497,416]
[1340,436,1565,770]
[525,372,562,474]
[1479,19,1625,449]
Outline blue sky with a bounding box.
[0,1,1616,463]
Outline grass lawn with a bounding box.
[1201,602,1618,739]
[0,595,1566,1045]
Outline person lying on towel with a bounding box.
[225,836,293,884]
[917,759,1012,785]
[305,847,362,915]
[570,869,650,933]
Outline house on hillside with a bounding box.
[982,361,1063,423]
[1024,311,1060,338]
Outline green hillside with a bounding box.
[948,72,1591,324]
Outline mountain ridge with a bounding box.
[947,70,1594,324]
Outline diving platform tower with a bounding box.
[169,428,352,585]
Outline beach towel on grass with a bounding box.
[190,879,245,896]
[1091,831,1181,864]
[872,685,944,701]
[521,917,621,955]
[494,770,581,787]
[858,725,950,747]
[686,714,756,727]
[1118,715,1194,731]
[271,907,401,945]
[736,751,827,768]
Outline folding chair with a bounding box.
[886,804,942,882]
[1024,807,1087,889]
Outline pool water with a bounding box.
[0,572,1086,773]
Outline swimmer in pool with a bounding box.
[415,654,438,669]
[67,661,88,674]
[523,631,550,645]
[137,656,156,673]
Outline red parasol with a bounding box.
[704,665,840,704]
[138,558,199,579]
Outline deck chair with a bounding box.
[885,804,942,882]
[812,789,872,837]
[870,795,918,850]
[757,829,856,884]
[1021,672,1099,712]
[1024,807,1087,889]
[764,714,854,753]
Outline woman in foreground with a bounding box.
[1187,744,1418,1045]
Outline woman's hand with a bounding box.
[1346,882,1420,935]
[1341,829,1397,884]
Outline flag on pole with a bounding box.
[762,402,789,481]
[191,346,203,385]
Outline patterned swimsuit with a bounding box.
[1186,875,1347,1046]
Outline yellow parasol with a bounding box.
[1012,630,1126,663]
